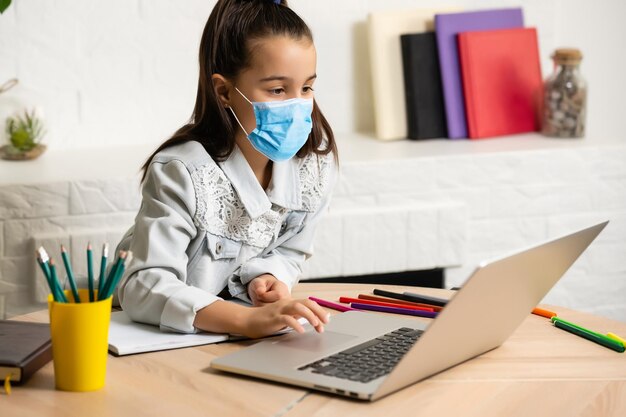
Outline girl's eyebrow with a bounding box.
[259,74,317,82]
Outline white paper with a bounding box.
[108,311,230,356]
[108,310,309,356]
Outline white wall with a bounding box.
[1,0,624,151]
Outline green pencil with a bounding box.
[99,251,124,301]
[103,251,132,300]
[36,249,59,302]
[87,243,94,302]
[97,243,108,296]
[37,247,67,303]
[49,259,69,304]
[61,245,81,303]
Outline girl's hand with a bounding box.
[248,274,290,306]
[242,298,330,339]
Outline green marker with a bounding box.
[551,316,604,336]
[552,317,625,353]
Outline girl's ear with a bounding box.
[211,74,231,108]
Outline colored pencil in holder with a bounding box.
[37,247,67,303]
[60,245,81,303]
[49,259,69,303]
[36,249,58,302]
[98,243,108,295]
[102,251,132,300]
[99,252,122,300]
[87,243,95,302]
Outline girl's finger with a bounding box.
[303,298,331,323]
[259,289,281,302]
[283,315,305,333]
[292,302,320,328]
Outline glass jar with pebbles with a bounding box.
[542,48,587,138]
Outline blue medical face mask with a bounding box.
[229,87,314,162]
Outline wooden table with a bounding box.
[5,283,626,417]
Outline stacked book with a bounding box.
[368,7,543,140]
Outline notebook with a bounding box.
[400,32,447,139]
[367,8,455,140]
[458,28,543,138]
[108,311,229,356]
[108,310,307,356]
[435,8,524,138]
[0,320,52,384]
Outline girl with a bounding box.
[115,0,337,338]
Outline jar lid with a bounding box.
[552,48,583,65]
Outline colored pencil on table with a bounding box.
[339,296,435,312]
[551,317,624,353]
[607,333,626,346]
[350,303,439,319]
[402,291,449,307]
[532,307,557,319]
[87,243,94,302]
[358,294,444,312]
[373,289,448,307]
[309,297,358,312]
[98,243,108,295]
[60,245,81,303]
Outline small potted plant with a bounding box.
[1,109,47,160]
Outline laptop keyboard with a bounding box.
[298,327,423,384]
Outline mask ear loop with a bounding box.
[228,87,254,136]
[228,107,249,136]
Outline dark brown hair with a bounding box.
[141,0,337,181]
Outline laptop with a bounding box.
[211,221,608,401]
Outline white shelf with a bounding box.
[0,132,623,186]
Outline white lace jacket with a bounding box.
[115,141,336,333]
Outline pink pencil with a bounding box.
[309,296,358,312]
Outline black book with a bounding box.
[400,32,447,139]
[0,320,52,384]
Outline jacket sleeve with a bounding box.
[231,155,337,299]
[117,160,221,333]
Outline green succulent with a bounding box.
[5,109,46,152]
[0,0,11,14]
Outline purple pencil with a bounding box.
[351,303,438,319]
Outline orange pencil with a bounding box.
[532,307,557,319]
[339,297,435,312]
[358,294,444,312]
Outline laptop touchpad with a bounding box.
[272,331,357,352]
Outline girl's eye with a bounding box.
[303,86,315,93]
[269,88,285,95]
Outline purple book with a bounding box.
[435,8,524,139]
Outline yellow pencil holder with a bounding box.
[48,289,112,392]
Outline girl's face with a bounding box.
[215,35,317,151]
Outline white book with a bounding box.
[108,310,308,356]
[368,8,457,140]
